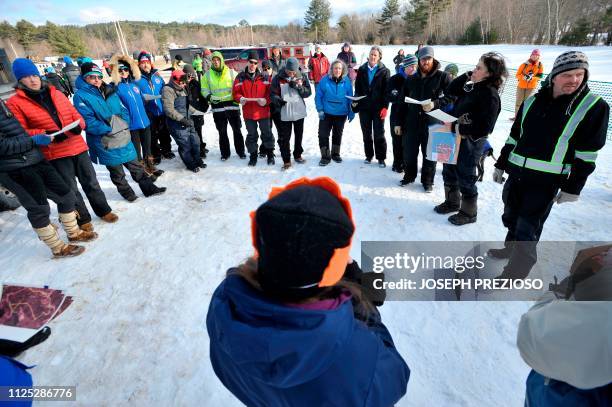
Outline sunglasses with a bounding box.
[248,60,258,65]
[119,68,129,72]
[87,75,103,80]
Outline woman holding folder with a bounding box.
[434,52,508,225]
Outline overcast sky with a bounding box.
[2,0,385,26]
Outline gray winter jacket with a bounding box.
[161,81,200,123]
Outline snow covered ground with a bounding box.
[0,44,610,406]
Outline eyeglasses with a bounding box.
[119,68,129,72]
[248,60,258,65]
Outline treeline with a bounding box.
[0,0,610,60]
[333,0,611,46]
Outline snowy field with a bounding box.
[0,44,611,406]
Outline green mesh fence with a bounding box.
[438,60,612,142]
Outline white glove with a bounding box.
[257,98,266,107]
[554,191,579,204]
[422,101,435,112]
[492,168,505,184]
[240,97,247,106]
[318,111,325,120]
[393,126,402,136]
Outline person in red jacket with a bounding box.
[233,51,275,167]
[7,58,118,232]
[308,45,330,93]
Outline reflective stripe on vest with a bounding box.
[575,150,598,162]
[203,68,235,102]
[510,92,600,174]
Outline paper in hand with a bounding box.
[426,109,457,123]
[345,95,366,101]
[47,120,80,138]
[404,97,432,105]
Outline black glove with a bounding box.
[45,129,56,135]
[0,326,51,358]
[53,134,68,143]
[180,117,194,127]
[343,261,386,306]
[70,125,82,135]
[288,81,297,88]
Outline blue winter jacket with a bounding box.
[206,274,410,407]
[315,74,355,120]
[525,370,612,407]
[0,356,33,407]
[116,80,150,130]
[136,71,165,117]
[73,82,136,166]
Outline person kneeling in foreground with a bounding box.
[206,177,410,407]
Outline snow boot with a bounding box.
[378,160,386,168]
[101,212,119,223]
[266,150,275,165]
[434,185,460,214]
[146,156,164,177]
[448,195,477,225]
[364,158,372,164]
[248,153,258,166]
[281,162,292,171]
[331,144,342,163]
[488,245,513,259]
[319,147,331,166]
[59,211,98,242]
[34,224,85,258]
[294,156,306,164]
[423,184,433,193]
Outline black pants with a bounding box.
[245,118,274,154]
[277,119,304,163]
[390,123,403,169]
[442,137,487,198]
[402,125,436,186]
[169,124,202,170]
[49,151,112,225]
[193,115,206,153]
[359,110,386,160]
[106,160,156,199]
[149,114,172,158]
[318,114,346,149]
[1,161,75,228]
[213,110,245,158]
[501,174,560,278]
[130,127,152,161]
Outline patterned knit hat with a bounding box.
[401,55,418,68]
[550,51,588,79]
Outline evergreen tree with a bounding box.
[15,20,37,51]
[377,0,400,43]
[559,18,591,45]
[0,20,16,39]
[304,0,332,42]
[459,19,483,45]
[403,0,428,40]
[48,26,87,57]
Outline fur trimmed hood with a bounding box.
[110,54,141,85]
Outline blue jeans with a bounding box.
[442,137,487,198]
[170,125,202,170]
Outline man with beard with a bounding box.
[398,46,451,192]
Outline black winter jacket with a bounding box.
[445,73,501,140]
[61,64,80,94]
[353,62,390,113]
[399,60,451,130]
[386,73,407,127]
[0,99,44,173]
[496,84,609,195]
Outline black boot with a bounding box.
[140,177,167,197]
[331,144,342,163]
[266,150,275,165]
[434,185,460,214]
[319,147,331,166]
[448,194,477,225]
[248,153,257,166]
[488,246,513,259]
